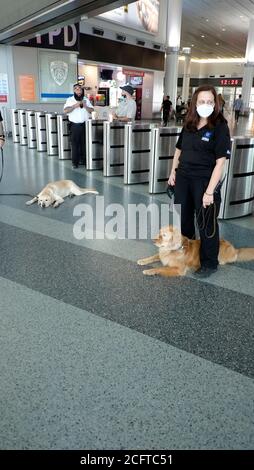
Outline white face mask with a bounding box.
[196,104,214,118]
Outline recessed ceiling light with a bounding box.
[222,28,226,31]
[240,15,244,18]
[201,35,205,38]
[216,42,219,45]
[191,44,194,47]
[206,19,209,22]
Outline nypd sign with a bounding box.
[17,24,79,52]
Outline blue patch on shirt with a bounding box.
[201,130,213,142]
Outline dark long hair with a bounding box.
[184,85,226,131]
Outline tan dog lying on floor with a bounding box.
[26,179,98,208]
[137,225,254,277]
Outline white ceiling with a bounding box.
[181,0,254,59]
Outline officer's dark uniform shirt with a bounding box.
[176,121,231,178]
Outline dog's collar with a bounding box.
[174,244,184,251]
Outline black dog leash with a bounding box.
[0,147,3,183]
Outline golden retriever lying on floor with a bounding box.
[137,225,254,277]
[26,180,98,208]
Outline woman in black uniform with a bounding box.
[168,85,231,278]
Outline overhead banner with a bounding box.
[99,1,160,35]
[17,24,79,52]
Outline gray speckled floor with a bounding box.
[0,139,254,450]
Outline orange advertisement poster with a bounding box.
[19,75,36,102]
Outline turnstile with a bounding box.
[149,127,182,193]
[18,109,27,146]
[1,107,11,135]
[103,121,125,176]
[25,111,37,149]
[86,120,104,170]
[57,114,71,160]
[35,112,47,152]
[46,113,58,156]
[10,109,20,143]
[124,123,154,184]
[219,136,254,218]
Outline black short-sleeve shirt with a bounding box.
[0,111,3,122]
[176,121,231,178]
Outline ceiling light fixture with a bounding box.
[191,57,245,64]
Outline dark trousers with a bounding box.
[235,110,240,122]
[163,111,170,126]
[174,172,221,269]
[70,122,86,166]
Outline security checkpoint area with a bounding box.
[8,108,254,219]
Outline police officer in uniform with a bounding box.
[168,85,231,278]
[64,84,94,168]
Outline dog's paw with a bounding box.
[143,269,157,276]
[137,259,146,265]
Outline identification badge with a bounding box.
[201,130,213,142]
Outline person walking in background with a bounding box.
[218,94,225,114]
[176,95,182,113]
[113,85,137,122]
[161,95,172,126]
[0,111,5,149]
[233,94,244,123]
[64,83,94,169]
[168,85,231,278]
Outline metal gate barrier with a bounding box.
[1,107,11,135]
[103,121,125,176]
[18,109,27,146]
[149,127,181,193]
[10,109,20,143]
[35,112,47,152]
[124,123,154,184]
[26,111,37,149]
[57,114,71,160]
[86,120,104,170]
[219,136,254,219]
[46,113,58,156]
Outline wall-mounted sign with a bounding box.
[39,51,77,102]
[19,75,36,102]
[0,73,8,95]
[99,1,160,35]
[0,95,7,102]
[123,69,144,77]
[17,24,79,52]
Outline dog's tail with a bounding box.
[236,248,254,262]
[80,189,99,195]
